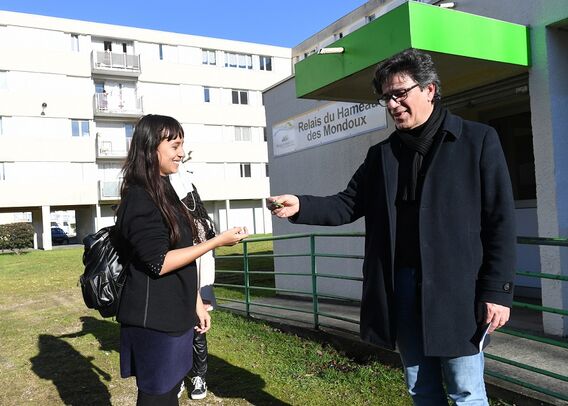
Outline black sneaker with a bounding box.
[190,376,207,400]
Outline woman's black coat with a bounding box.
[293,112,516,357]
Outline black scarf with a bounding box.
[396,102,446,201]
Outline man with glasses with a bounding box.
[268,48,515,405]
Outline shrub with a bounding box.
[0,222,34,253]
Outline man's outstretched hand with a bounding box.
[266,195,300,218]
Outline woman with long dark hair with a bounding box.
[116,114,248,405]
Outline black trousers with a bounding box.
[190,331,207,378]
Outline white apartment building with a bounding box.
[0,10,292,249]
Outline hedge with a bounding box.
[0,222,34,252]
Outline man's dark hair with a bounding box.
[372,48,441,101]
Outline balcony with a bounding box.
[93,93,143,118]
[91,51,141,77]
[99,180,122,201]
[96,134,129,159]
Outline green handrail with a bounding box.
[215,231,568,403]
[517,235,568,247]
[498,327,568,349]
[243,241,250,317]
[484,353,568,382]
[315,253,365,260]
[216,252,312,259]
[310,235,319,330]
[515,270,568,282]
[512,300,568,316]
[484,369,568,402]
[316,273,364,282]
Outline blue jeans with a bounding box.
[395,268,488,406]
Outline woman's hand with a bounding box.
[195,297,211,334]
[214,226,249,247]
[161,228,248,275]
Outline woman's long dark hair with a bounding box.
[121,114,197,245]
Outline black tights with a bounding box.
[136,379,183,406]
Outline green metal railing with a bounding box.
[215,233,568,402]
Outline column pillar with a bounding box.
[529,25,568,336]
[31,205,52,250]
[224,199,231,230]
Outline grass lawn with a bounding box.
[0,245,511,405]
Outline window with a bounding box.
[70,34,79,52]
[104,41,112,52]
[226,52,236,67]
[159,44,164,60]
[333,32,343,40]
[238,54,251,69]
[447,78,534,203]
[366,14,376,23]
[0,117,3,135]
[231,90,248,105]
[71,120,90,137]
[259,55,272,71]
[125,123,134,150]
[263,128,267,142]
[125,123,134,138]
[95,83,107,110]
[489,112,536,201]
[265,163,269,177]
[122,43,127,53]
[202,49,216,65]
[204,87,210,103]
[234,126,252,141]
[0,162,5,181]
[224,52,252,69]
[240,163,251,178]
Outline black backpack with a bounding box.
[79,226,128,318]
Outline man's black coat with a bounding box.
[293,112,516,357]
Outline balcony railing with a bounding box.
[91,51,141,75]
[93,93,143,117]
[96,134,129,159]
[98,180,122,200]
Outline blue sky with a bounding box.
[0,1,366,47]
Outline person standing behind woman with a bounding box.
[170,163,222,400]
[116,114,248,405]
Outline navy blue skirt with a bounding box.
[120,325,194,395]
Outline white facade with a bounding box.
[0,11,292,249]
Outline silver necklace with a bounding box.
[181,190,196,212]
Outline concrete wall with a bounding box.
[265,78,387,298]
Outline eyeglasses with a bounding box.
[377,83,420,107]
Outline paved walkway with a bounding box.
[222,296,568,406]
